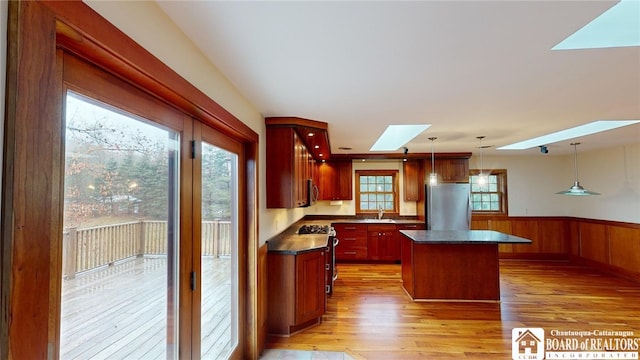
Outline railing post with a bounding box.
[63,228,78,280]
[137,220,145,257]
[213,220,219,257]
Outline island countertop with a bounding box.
[400,229,532,245]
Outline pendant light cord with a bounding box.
[572,142,579,183]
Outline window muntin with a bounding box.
[356,170,399,214]
[469,170,508,215]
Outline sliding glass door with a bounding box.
[60,92,180,359]
[199,139,240,359]
[58,54,244,359]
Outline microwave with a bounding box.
[307,179,319,207]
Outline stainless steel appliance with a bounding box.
[297,224,338,296]
[425,183,471,230]
[326,227,338,296]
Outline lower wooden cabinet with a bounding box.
[333,224,368,260]
[367,224,399,262]
[267,249,326,336]
[334,222,426,262]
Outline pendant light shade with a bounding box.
[428,137,437,186]
[556,142,600,196]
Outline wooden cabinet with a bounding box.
[317,160,352,200]
[334,222,425,262]
[403,160,422,201]
[266,127,315,208]
[267,249,326,336]
[367,224,399,262]
[424,158,470,184]
[397,223,426,231]
[333,223,367,260]
[435,158,469,183]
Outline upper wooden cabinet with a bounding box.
[266,117,329,208]
[403,160,422,201]
[266,126,314,208]
[425,157,470,184]
[317,161,353,200]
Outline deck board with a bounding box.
[60,256,231,359]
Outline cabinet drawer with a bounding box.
[397,223,426,230]
[333,223,366,232]
[335,247,367,260]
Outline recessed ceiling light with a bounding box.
[497,120,640,150]
[370,124,431,151]
[552,0,640,50]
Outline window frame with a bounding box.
[469,169,508,216]
[355,170,400,216]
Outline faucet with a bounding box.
[378,205,384,220]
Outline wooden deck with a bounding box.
[60,256,231,359]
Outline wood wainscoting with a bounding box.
[472,216,640,282]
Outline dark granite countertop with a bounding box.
[400,230,532,244]
[267,220,332,255]
[330,219,423,225]
[267,233,329,255]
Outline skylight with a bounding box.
[553,0,640,50]
[370,124,431,151]
[497,120,640,150]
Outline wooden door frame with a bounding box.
[2,1,259,358]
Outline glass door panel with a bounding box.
[60,91,179,359]
[200,142,239,359]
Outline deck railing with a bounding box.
[62,220,231,279]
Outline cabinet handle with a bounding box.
[326,285,331,294]
[345,226,357,230]
[344,251,357,255]
[325,264,330,270]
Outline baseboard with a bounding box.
[569,255,640,283]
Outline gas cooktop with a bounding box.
[298,224,330,234]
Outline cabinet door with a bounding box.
[295,250,326,323]
[435,158,469,183]
[403,160,421,201]
[335,161,353,200]
[367,225,399,262]
[318,161,352,200]
[317,162,337,200]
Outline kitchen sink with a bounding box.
[363,218,395,223]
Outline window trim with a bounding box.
[469,169,508,216]
[355,170,400,216]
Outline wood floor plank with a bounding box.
[266,260,640,359]
[60,256,231,359]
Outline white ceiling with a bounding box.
[156,0,639,156]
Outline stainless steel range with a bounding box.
[298,224,339,295]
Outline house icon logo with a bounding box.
[512,328,545,360]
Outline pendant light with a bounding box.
[428,137,438,186]
[476,136,488,185]
[556,142,600,196]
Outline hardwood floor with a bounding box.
[266,260,640,359]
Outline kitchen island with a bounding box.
[400,230,531,301]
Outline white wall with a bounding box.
[472,143,640,223]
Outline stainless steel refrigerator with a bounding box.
[425,183,471,230]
